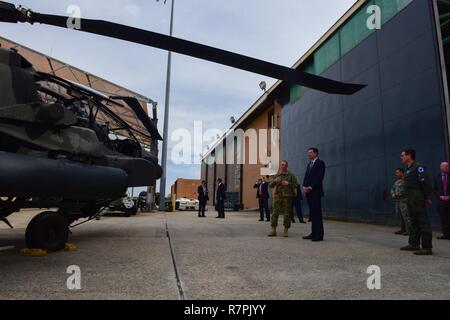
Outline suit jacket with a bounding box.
[303,159,326,198]
[198,185,209,202]
[254,182,269,200]
[216,183,226,202]
[434,173,449,198]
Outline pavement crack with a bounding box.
[165,215,185,300]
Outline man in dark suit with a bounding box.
[197,180,209,218]
[254,176,270,222]
[216,178,226,219]
[292,184,306,224]
[302,148,326,242]
[434,162,450,240]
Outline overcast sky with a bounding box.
[1,0,356,195]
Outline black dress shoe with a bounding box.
[437,235,450,240]
[303,235,314,240]
[259,219,264,222]
[311,238,324,242]
[299,220,306,224]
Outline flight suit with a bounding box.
[269,171,298,229]
[404,162,433,249]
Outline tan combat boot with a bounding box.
[268,228,277,237]
[283,228,289,238]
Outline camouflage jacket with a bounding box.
[391,179,406,200]
[269,171,298,198]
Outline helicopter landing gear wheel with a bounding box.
[25,211,69,251]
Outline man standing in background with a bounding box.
[216,178,226,219]
[292,184,306,224]
[197,180,209,218]
[303,148,326,242]
[391,168,410,236]
[400,149,433,255]
[434,162,450,240]
[254,177,270,222]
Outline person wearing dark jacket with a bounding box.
[197,180,209,218]
[400,149,433,255]
[216,178,226,219]
[303,148,326,242]
[292,184,306,223]
[254,177,270,222]
[434,162,450,240]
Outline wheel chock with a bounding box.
[20,248,47,257]
[64,243,78,252]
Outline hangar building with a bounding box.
[202,0,450,227]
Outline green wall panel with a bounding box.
[315,32,341,75]
[290,85,302,103]
[376,0,414,25]
[340,0,375,56]
[289,0,415,104]
[290,60,315,103]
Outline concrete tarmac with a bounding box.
[0,209,449,300]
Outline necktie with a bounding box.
[443,175,448,196]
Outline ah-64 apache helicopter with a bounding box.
[0,1,365,251]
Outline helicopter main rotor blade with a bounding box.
[0,2,366,95]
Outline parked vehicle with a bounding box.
[176,198,199,211]
[224,192,242,211]
[137,191,148,212]
[108,196,138,217]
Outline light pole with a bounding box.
[159,0,175,211]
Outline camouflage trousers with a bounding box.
[271,197,293,229]
[395,198,410,233]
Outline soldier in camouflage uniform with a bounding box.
[391,168,410,236]
[268,160,298,238]
[400,149,433,255]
